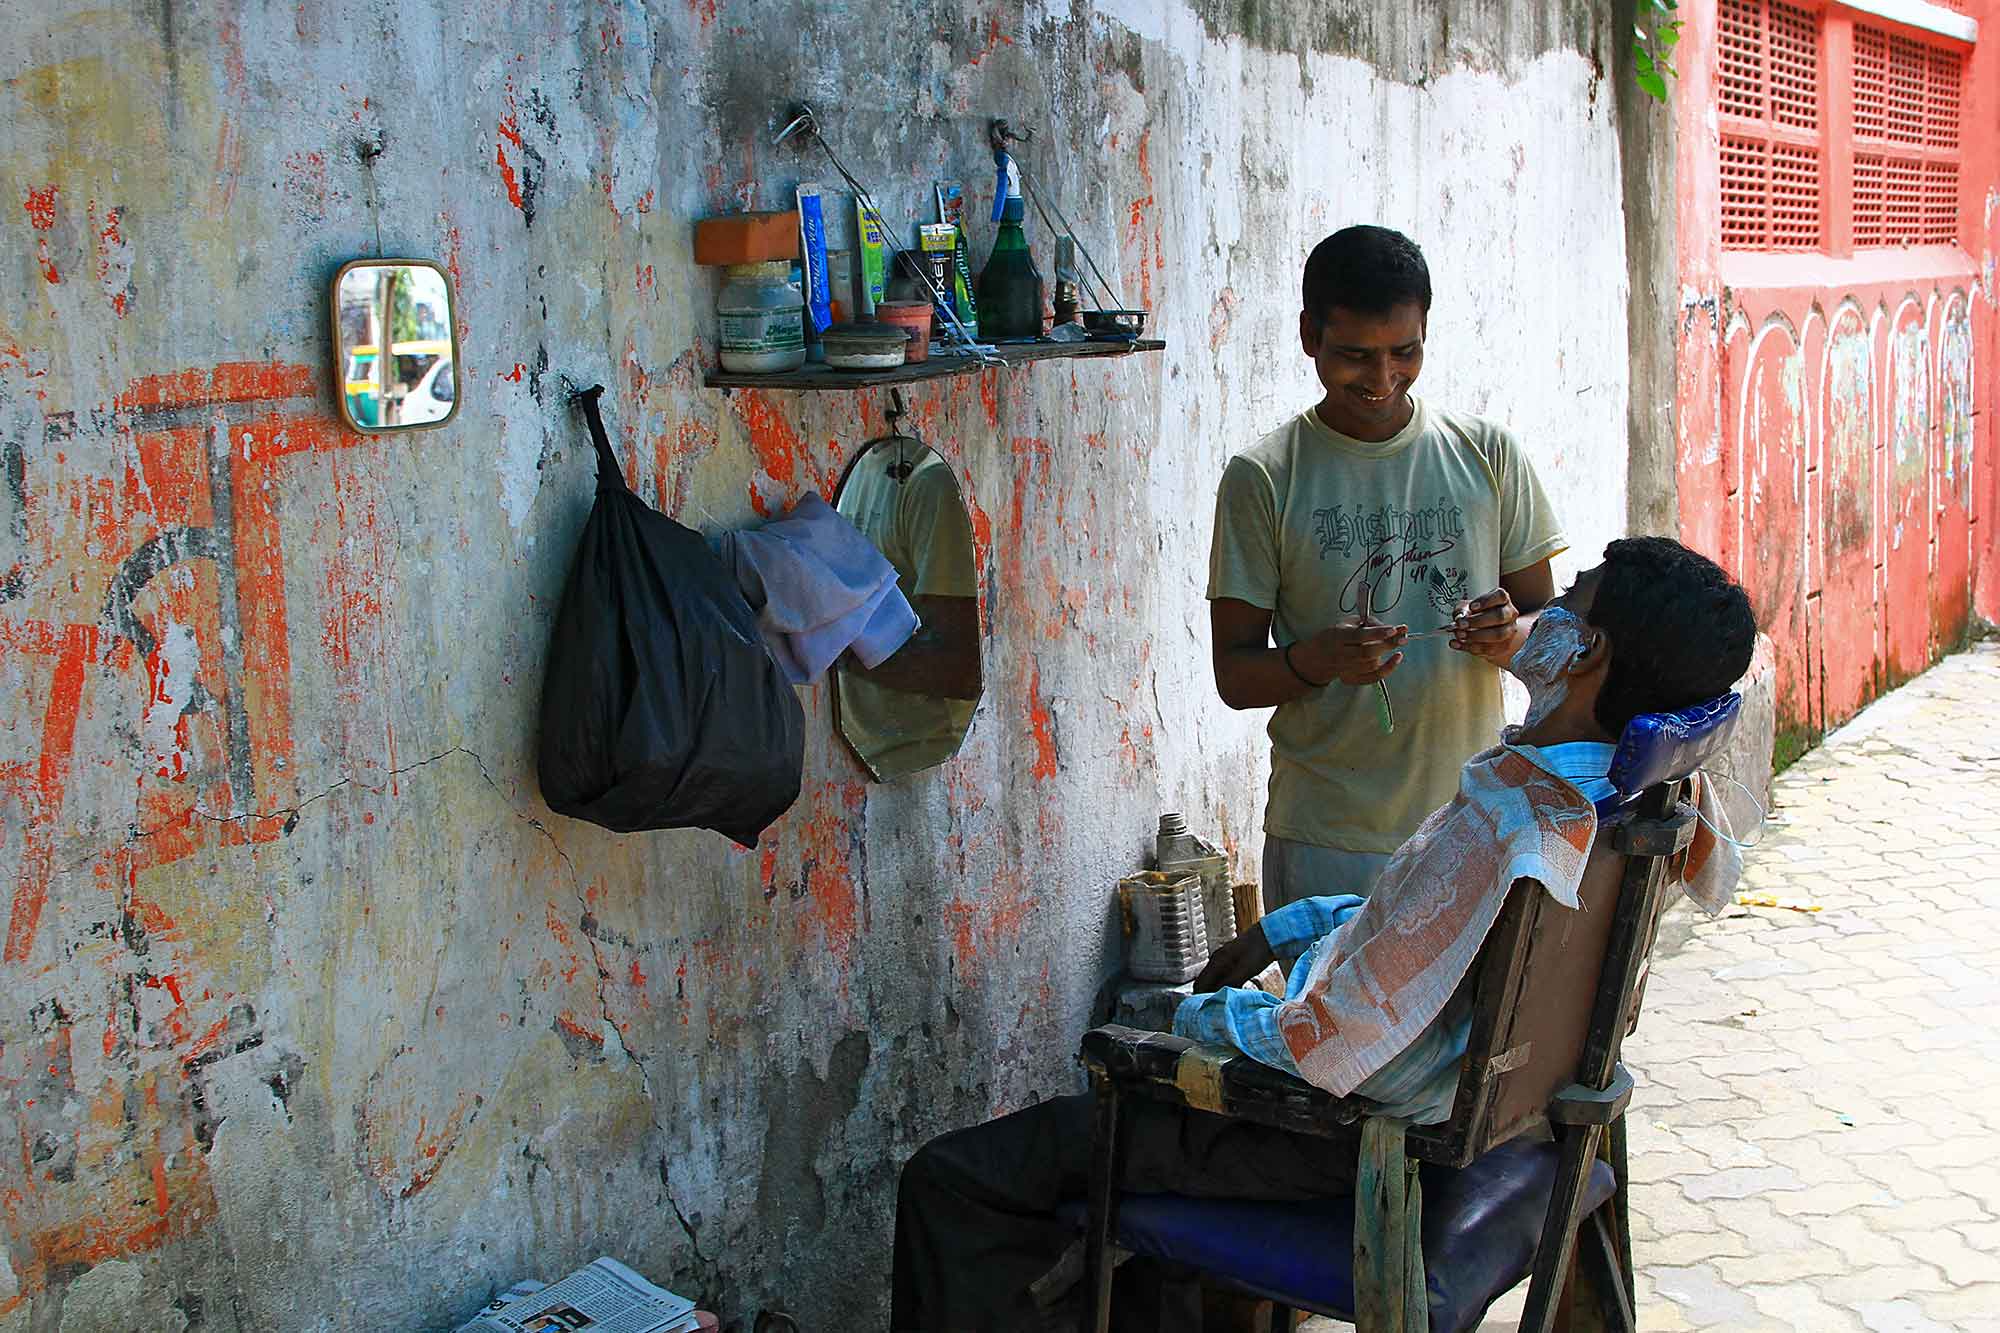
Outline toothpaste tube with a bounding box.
[796,183,833,336]
[855,196,887,316]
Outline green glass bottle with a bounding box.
[977,153,1043,340]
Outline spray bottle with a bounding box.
[976,146,1044,340]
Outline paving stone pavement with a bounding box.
[1318,641,2000,1332]
[1606,640,2000,1333]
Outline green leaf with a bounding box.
[1660,22,1683,47]
[1634,43,1668,101]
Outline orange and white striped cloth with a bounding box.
[1276,743,1737,1097]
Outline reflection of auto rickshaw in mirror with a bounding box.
[342,338,454,428]
[330,259,462,434]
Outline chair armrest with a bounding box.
[1548,1063,1635,1126]
[1079,1024,1369,1139]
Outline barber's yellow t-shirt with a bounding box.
[1207,398,1566,853]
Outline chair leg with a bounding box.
[1518,1123,1603,1333]
[1578,1209,1637,1333]
[1607,1116,1635,1312]
[1081,1073,1122,1333]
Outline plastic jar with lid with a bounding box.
[717,262,807,373]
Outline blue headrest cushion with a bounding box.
[1598,693,1741,815]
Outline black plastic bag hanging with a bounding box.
[537,386,803,845]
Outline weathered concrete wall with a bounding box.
[0,3,1632,1327]
[1672,0,2000,763]
[1614,0,1683,538]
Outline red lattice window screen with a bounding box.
[1851,27,1964,246]
[1716,0,1823,250]
[1853,154,1885,246]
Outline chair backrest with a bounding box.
[1406,696,1741,1167]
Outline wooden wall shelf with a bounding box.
[702,338,1165,392]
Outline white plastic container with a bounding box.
[1156,812,1235,950]
[1120,870,1210,983]
[717,262,807,373]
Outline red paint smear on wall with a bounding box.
[1025,659,1058,780]
[763,782,866,967]
[115,361,316,412]
[802,785,863,954]
[2,624,93,962]
[942,866,1039,983]
[734,389,802,516]
[1128,132,1159,313]
[655,420,716,517]
[553,1010,604,1048]
[319,460,385,676]
[96,205,129,316]
[25,185,59,283]
[963,490,993,608]
[0,364,337,956]
[362,1090,477,1200]
[23,184,57,230]
[496,144,525,212]
[978,370,1001,428]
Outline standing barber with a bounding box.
[1209,225,1567,909]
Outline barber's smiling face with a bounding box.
[1300,300,1426,442]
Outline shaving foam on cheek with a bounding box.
[1509,606,1588,729]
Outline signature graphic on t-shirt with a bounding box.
[1312,499,1470,620]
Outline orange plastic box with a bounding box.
[693,211,801,267]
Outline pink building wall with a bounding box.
[1675,0,1998,759]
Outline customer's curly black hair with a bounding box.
[1586,537,1758,735]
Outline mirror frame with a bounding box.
[329,257,463,435]
[828,435,985,783]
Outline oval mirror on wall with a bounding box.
[832,435,982,781]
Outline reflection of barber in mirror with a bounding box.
[834,439,981,781]
[1208,226,1566,911]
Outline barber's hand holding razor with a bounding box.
[1192,924,1276,994]
[1293,618,1407,687]
[1448,588,1528,667]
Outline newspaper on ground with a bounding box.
[455,1257,698,1333]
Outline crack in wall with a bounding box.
[661,1153,723,1304]
[106,745,492,855]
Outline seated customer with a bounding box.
[891,537,1756,1332]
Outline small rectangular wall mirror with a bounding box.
[330,258,461,433]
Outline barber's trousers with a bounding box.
[1261,836,1393,913]
[890,1091,1360,1332]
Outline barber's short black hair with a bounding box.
[1302,226,1433,324]
[1586,537,1757,736]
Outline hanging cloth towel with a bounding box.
[714,492,918,684]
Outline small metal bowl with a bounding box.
[1082,308,1147,342]
[821,321,913,371]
